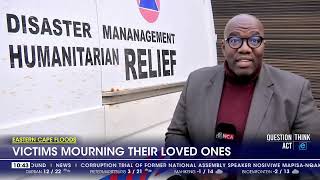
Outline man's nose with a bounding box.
[238,40,252,53]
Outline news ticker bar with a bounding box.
[1,159,320,176]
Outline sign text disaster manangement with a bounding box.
[6,13,177,80]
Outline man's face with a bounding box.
[222,17,265,77]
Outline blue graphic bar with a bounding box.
[1,159,320,176]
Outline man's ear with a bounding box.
[262,40,267,48]
[221,39,226,57]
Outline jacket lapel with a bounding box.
[242,64,274,143]
[204,66,225,141]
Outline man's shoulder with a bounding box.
[188,65,223,81]
[264,64,307,85]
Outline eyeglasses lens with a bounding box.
[227,36,263,49]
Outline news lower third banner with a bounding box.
[0,134,320,178]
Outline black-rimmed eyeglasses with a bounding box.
[225,36,264,49]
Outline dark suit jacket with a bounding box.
[166,63,320,145]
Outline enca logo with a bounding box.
[223,134,235,140]
[137,0,160,23]
[216,132,234,140]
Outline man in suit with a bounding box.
[165,13,320,147]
